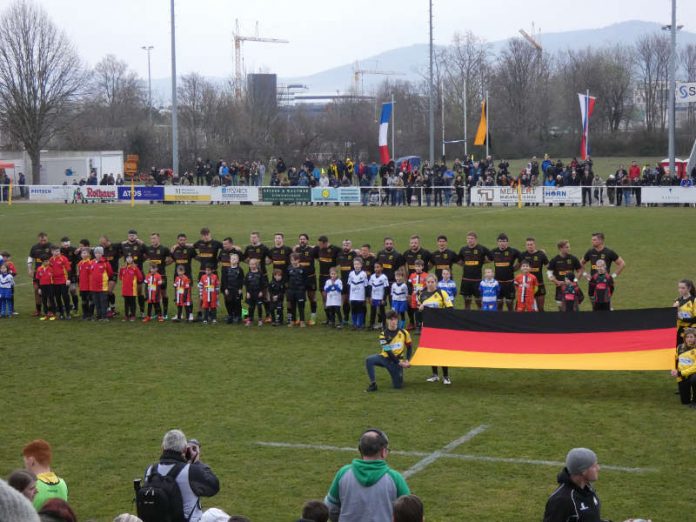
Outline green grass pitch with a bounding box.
[0,203,695,521]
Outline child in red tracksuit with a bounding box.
[119,254,143,321]
[49,246,72,319]
[36,259,55,320]
[143,264,163,322]
[514,261,538,312]
[407,259,427,332]
[198,266,220,324]
[76,249,94,319]
[173,265,193,322]
[90,246,114,320]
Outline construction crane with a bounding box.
[233,19,288,100]
[519,27,543,54]
[352,61,404,95]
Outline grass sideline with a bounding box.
[0,204,695,521]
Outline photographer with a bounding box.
[139,429,219,522]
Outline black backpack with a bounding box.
[136,462,192,522]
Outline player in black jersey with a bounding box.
[218,237,243,280]
[580,232,626,301]
[489,233,521,311]
[336,239,357,322]
[143,233,173,318]
[548,239,583,310]
[269,233,294,321]
[295,233,319,324]
[242,231,272,321]
[170,233,197,279]
[519,237,549,311]
[457,231,491,310]
[60,237,80,312]
[316,235,340,311]
[359,244,376,276]
[376,237,404,285]
[98,235,121,315]
[431,235,458,280]
[120,229,146,316]
[27,232,52,315]
[403,235,432,275]
[193,227,223,278]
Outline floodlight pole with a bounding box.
[170,0,179,177]
[428,0,435,165]
[668,0,677,178]
[141,45,154,125]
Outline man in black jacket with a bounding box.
[543,448,606,522]
[142,429,219,522]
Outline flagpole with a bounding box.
[463,78,468,158]
[391,93,395,161]
[485,90,489,158]
[586,89,590,159]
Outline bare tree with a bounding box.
[0,1,85,183]
[91,54,144,127]
[634,34,670,133]
[681,44,696,130]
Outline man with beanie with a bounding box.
[543,448,606,522]
[0,478,40,522]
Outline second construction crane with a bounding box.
[233,20,288,100]
[353,61,404,95]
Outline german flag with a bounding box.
[410,308,675,371]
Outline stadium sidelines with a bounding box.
[256,424,655,476]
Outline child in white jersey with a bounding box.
[368,262,389,330]
[390,270,408,329]
[348,257,368,329]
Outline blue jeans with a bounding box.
[365,354,403,388]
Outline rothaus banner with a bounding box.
[470,186,543,205]
[211,186,259,202]
[642,186,696,204]
[542,186,582,204]
[164,185,211,201]
[676,82,696,104]
[311,187,361,203]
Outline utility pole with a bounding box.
[668,0,677,178]
[428,0,434,165]
[141,45,154,125]
[170,0,178,177]
[463,77,468,157]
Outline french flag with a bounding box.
[578,92,596,160]
[378,102,393,165]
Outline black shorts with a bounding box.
[159,276,168,293]
[109,273,118,283]
[288,290,306,302]
[319,275,329,292]
[460,279,481,298]
[554,286,563,302]
[499,281,515,300]
[341,279,350,295]
[536,284,546,296]
[305,275,317,292]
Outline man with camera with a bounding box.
[137,429,219,522]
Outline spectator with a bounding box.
[22,439,68,510]
[113,515,142,522]
[392,495,424,522]
[297,500,329,522]
[200,507,231,521]
[38,498,77,522]
[228,517,251,522]
[0,478,40,522]
[543,448,605,522]
[141,430,220,522]
[7,469,37,502]
[325,428,410,522]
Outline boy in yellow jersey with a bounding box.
[365,310,412,392]
[418,274,454,385]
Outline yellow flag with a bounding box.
[474,100,487,146]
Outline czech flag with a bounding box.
[410,308,675,371]
[578,92,596,160]
[378,102,393,165]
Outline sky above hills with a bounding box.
[28,0,696,82]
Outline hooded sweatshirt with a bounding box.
[543,468,606,522]
[324,458,409,522]
[34,471,68,510]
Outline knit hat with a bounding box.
[200,508,230,522]
[0,478,40,522]
[565,448,597,475]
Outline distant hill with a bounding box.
[150,20,696,103]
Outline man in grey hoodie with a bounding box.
[324,429,410,522]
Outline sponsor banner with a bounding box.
[260,186,311,203]
[676,82,696,104]
[470,186,542,204]
[164,185,211,201]
[542,186,582,204]
[81,186,118,201]
[28,185,72,201]
[117,186,164,201]
[211,186,260,202]
[311,187,361,203]
[642,186,696,204]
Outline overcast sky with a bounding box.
[28,0,696,80]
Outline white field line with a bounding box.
[256,439,654,474]
[402,424,489,478]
